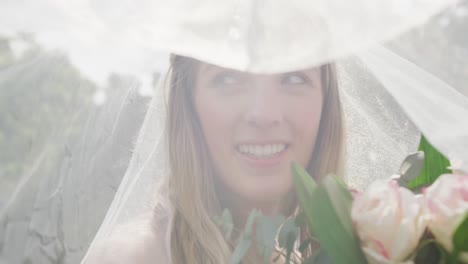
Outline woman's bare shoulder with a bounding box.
[82,213,169,264]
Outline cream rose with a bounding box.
[424,174,468,261]
[352,180,426,264]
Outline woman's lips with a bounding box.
[235,143,290,167]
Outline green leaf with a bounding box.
[298,238,313,254]
[278,217,298,248]
[291,162,317,247]
[294,211,308,227]
[292,163,366,264]
[277,217,299,264]
[408,135,452,189]
[413,238,445,263]
[230,209,262,264]
[321,176,355,237]
[292,164,366,264]
[221,209,234,240]
[305,250,333,264]
[453,213,468,253]
[245,209,260,237]
[231,235,252,264]
[309,179,366,264]
[230,209,260,264]
[292,162,317,197]
[255,214,285,264]
[212,209,234,240]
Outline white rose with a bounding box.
[424,174,468,262]
[352,180,426,264]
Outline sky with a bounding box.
[0,0,168,91]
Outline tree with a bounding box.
[0,35,95,204]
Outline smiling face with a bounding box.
[194,62,324,207]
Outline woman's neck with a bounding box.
[215,183,294,263]
[220,191,283,227]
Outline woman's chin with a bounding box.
[216,170,293,212]
[240,184,292,207]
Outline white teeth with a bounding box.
[237,144,286,158]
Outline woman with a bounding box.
[81,2,468,264]
[84,55,344,264]
[0,1,465,264]
[167,56,344,263]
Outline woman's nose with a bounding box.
[244,86,284,128]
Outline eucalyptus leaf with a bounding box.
[298,238,312,254]
[278,217,299,248]
[219,208,234,240]
[408,136,452,189]
[212,209,234,240]
[230,209,260,264]
[255,214,285,264]
[396,151,425,187]
[245,209,260,237]
[231,235,252,264]
[453,213,468,253]
[277,217,299,264]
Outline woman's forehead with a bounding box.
[198,61,322,77]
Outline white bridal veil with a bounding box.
[0,0,467,263]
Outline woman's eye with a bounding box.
[282,73,308,85]
[213,72,241,85]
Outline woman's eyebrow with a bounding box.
[200,65,321,80]
[200,63,241,75]
[303,68,322,80]
[283,69,320,80]
[199,64,226,75]
[199,63,214,75]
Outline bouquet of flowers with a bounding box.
[289,166,468,264]
[220,137,468,264]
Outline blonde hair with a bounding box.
[166,56,344,263]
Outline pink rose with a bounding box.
[352,180,426,264]
[423,174,468,261]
